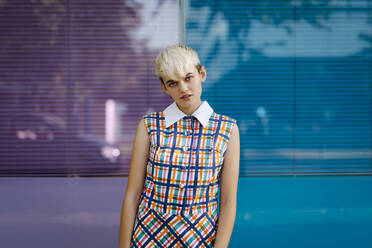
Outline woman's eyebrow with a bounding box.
[166,79,176,84]
[166,73,193,84]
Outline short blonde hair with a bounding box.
[155,44,201,84]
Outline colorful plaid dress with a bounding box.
[130,102,236,248]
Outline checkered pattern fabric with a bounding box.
[131,111,236,247]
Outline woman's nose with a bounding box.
[179,81,188,92]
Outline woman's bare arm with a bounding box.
[118,118,150,248]
[213,124,240,248]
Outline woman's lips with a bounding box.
[181,94,192,100]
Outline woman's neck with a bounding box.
[176,100,202,116]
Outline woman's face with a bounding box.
[160,65,206,111]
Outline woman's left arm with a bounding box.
[213,123,240,248]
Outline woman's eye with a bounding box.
[186,76,192,81]
[168,82,176,87]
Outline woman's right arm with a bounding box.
[118,117,150,248]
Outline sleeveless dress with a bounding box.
[130,103,236,248]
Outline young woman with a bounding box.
[118,44,240,248]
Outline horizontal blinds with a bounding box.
[186,0,372,176]
[0,0,179,176]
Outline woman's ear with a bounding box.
[200,66,207,82]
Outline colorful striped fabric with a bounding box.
[131,110,236,248]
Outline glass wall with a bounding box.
[0,0,180,176]
[1,0,371,177]
[186,0,372,176]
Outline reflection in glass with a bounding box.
[0,0,180,176]
[186,0,372,176]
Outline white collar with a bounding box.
[163,100,214,128]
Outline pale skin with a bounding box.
[118,64,240,248]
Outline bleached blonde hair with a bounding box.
[155,44,201,84]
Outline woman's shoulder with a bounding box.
[142,111,164,120]
[141,111,163,134]
[211,112,237,125]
